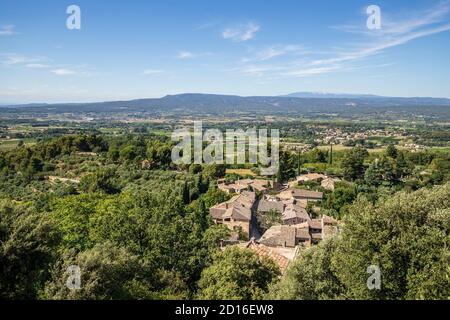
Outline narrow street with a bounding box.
[250,199,262,241]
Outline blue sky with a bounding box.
[1,0,450,103]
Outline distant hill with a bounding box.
[2,93,450,118]
[282,92,383,99]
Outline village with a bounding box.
[210,173,340,273]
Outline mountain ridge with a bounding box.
[3,92,450,108]
[2,93,450,118]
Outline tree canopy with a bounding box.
[269,182,450,300]
[197,246,280,300]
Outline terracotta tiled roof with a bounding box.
[245,241,291,274]
[295,228,311,240]
[309,219,323,230]
[321,178,336,190]
[210,191,256,222]
[278,188,323,200]
[257,200,285,213]
[282,203,310,222]
[260,225,297,248]
[292,189,323,200]
[235,179,254,187]
[311,232,323,240]
[322,214,338,225]
[297,173,328,182]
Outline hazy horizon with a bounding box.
[3,90,450,106]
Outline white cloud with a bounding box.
[177,51,195,59]
[0,53,93,77]
[256,47,287,61]
[234,2,450,79]
[239,65,278,77]
[25,63,49,69]
[195,20,221,30]
[310,21,450,69]
[345,1,450,37]
[222,22,260,42]
[176,51,212,59]
[51,68,77,76]
[285,19,450,78]
[254,45,303,61]
[0,53,50,66]
[283,66,342,77]
[0,25,16,36]
[382,2,450,37]
[1,54,28,65]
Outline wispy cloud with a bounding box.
[257,47,289,61]
[236,65,284,77]
[0,25,16,36]
[222,22,260,42]
[234,2,450,79]
[283,66,342,77]
[51,68,77,76]
[143,69,164,75]
[0,53,93,77]
[247,45,305,62]
[25,63,50,69]
[1,54,28,65]
[311,23,450,68]
[334,1,450,36]
[176,50,212,59]
[307,2,450,72]
[0,53,49,66]
[177,51,195,59]
[195,19,221,31]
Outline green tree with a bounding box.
[42,243,188,300]
[364,159,384,187]
[267,238,344,300]
[325,183,357,217]
[395,152,412,180]
[277,151,295,183]
[202,164,226,180]
[386,144,398,159]
[108,147,120,162]
[192,199,209,232]
[197,247,280,300]
[182,181,191,204]
[189,164,203,175]
[365,156,397,187]
[331,183,450,299]
[49,194,104,251]
[146,140,172,169]
[341,146,368,181]
[119,145,139,162]
[79,167,121,194]
[270,183,450,300]
[201,187,230,208]
[0,200,60,299]
[88,189,225,292]
[258,209,282,232]
[306,148,327,163]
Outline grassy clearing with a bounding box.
[225,168,256,177]
[0,138,36,151]
[318,144,386,153]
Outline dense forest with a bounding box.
[0,134,448,299]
